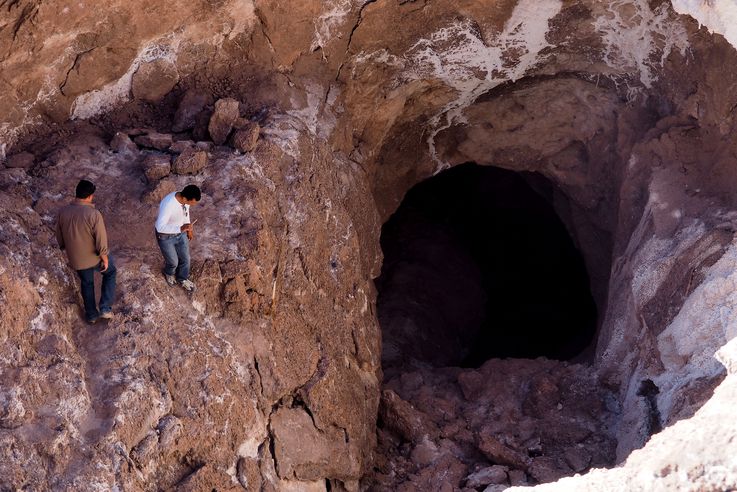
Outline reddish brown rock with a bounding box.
[174,464,239,492]
[141,154,171,182]
[3,2,737,492]
[134,132,173,150]
[236,458,261,491]
[58,47,136,98]
[270,407,356,481]
[156,415,182,449]
[143,178,177,205]
[521,376,561,417]
[0,391,28,429]
[131,59,179,103]
[110,132,139,155]
[172,148,207,175]
[169,140,195,154]
[208,98,240,145]
[192,109,213,142]
[233,117,251,130]
[130,433,157,466]
[477,432,531,470]
[508,469,529,486]
[379,389,437,444]
[232,123,260,153]
[457,370,484,401]
[124,128,149,137]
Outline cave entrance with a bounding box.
[376,163,598,372]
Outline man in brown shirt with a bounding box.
[56,179,117,323]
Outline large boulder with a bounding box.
[208,98,240,145]
[131,59,179,103]
[173,148,208,175]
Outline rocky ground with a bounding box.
[0,97,382,490]
[367,359,618,491]
[3,0,737,490]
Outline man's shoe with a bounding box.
[165,274,177,287]
[100,311,113,320]
[179,279,196,292]
[86,316,99,324]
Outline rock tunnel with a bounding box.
[2,1,737,491]
[377,163,599,370]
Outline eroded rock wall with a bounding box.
[0,121,382,490]
[3,0,737,490]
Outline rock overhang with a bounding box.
[2,0,737,490]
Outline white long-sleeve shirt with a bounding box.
[155,192,191,234]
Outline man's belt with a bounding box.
[155,230,182,238]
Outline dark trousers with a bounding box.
[156,232,190,281]
[76,256,117,322]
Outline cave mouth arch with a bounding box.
[376,162,598,371]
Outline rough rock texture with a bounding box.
[170,140,195,154]
[134,132,173,151]
[143,178,178,205]
[172,148,208,175]
[2,0,737,490]
[131,59,180,103]
[0,126,380,491]
[208,98,240,145]
[232,123,260,153]
[141,153,172,182]
[110,132,139,155]
[367,359,618,490]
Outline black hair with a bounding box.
[76,179,96,199]
[181,184,201,201]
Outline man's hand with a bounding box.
[100,255,109,272]
[181,223,194,240]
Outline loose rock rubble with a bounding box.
[366,359,618,490]
[134,131,173,151]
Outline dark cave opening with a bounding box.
[376,163,598,370]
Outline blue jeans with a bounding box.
[76,256,117,322]
[156,232,190,282]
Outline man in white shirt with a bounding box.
[155,184,201,291]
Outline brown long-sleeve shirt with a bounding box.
[55,200,109,270]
